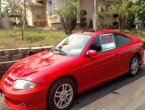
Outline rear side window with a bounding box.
[115,34,131,47]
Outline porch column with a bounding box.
[0,0,3,28]
[23,0,27,29]
[93,0,97,31]
[77,0,81,23]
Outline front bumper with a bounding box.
[0,81,49,110]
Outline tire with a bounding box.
[47,78,76,110]
[129,55,139,77]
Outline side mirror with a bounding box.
[86,50,98,57]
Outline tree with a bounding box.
[0,0,11,28]
[6,0,12,6]
[96,0,105,30]
[132,0,145,29]
[0,0,13,28]
[109,0,132,30]
[56,0,77,34]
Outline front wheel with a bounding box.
[129,56,139,77]
[47,78,76,110]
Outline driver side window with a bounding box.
[89,36,102,52]
[89,33,116,53]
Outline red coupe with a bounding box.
[0,30,144,110]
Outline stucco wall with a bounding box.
[27,4,46,27]
[80,0,94,25]
[32,5,46,27]
[26,5,33,26]
[25,0,118,29]
[2,18,16,28]
[46,0,63,29]
[80,0,118,28]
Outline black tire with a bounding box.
[129,55,139,77]
[47,78,76,110]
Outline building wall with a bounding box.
[26,2,46,27]
[80,0,117,28]
[31,5,46,27]
[46,0,63,29]
[26,5,33,26]
[46,0,114,29]
[80,0,94,26]
[2,18,16,28]
[26,0,118,29]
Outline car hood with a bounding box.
[5,51,75,78]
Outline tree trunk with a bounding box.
[23,0,27,29]
[119,16,122,31]
[141,19,144,30]
[122,17,126,29]
[0,0,3,28]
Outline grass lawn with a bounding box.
[0,29,66,49]
[123,29,145,41]
[0,28,145,49]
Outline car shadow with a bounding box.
[71,64,145,110]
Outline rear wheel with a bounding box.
[47,78,76,110]
[129,56,139,76]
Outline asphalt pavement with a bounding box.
[1,61,145,110]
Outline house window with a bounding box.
[49,0,57,16]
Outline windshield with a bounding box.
[53,34,92,56]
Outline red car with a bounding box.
[0,30,144,110]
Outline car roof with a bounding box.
[80,29,123,37]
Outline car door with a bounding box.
[79,33,121,89]
[113,33,132,74]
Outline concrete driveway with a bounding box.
[1,65,145,110]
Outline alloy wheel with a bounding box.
[130,57,139,75]
[54,83,74,109]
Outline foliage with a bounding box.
[132,0,145,15]
[126,13,135,29]
[2,3,22,18]
[96,0,105,30]
[131,0,145,29]
[109,0,133,30]
[56,0,77,34]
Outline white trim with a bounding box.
[93,0,97,31]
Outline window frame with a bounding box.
[49,0,57,16]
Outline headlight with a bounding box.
[13,80,36,90]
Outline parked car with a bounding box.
[0,30,144,110]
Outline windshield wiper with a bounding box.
[53,48,67,56]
